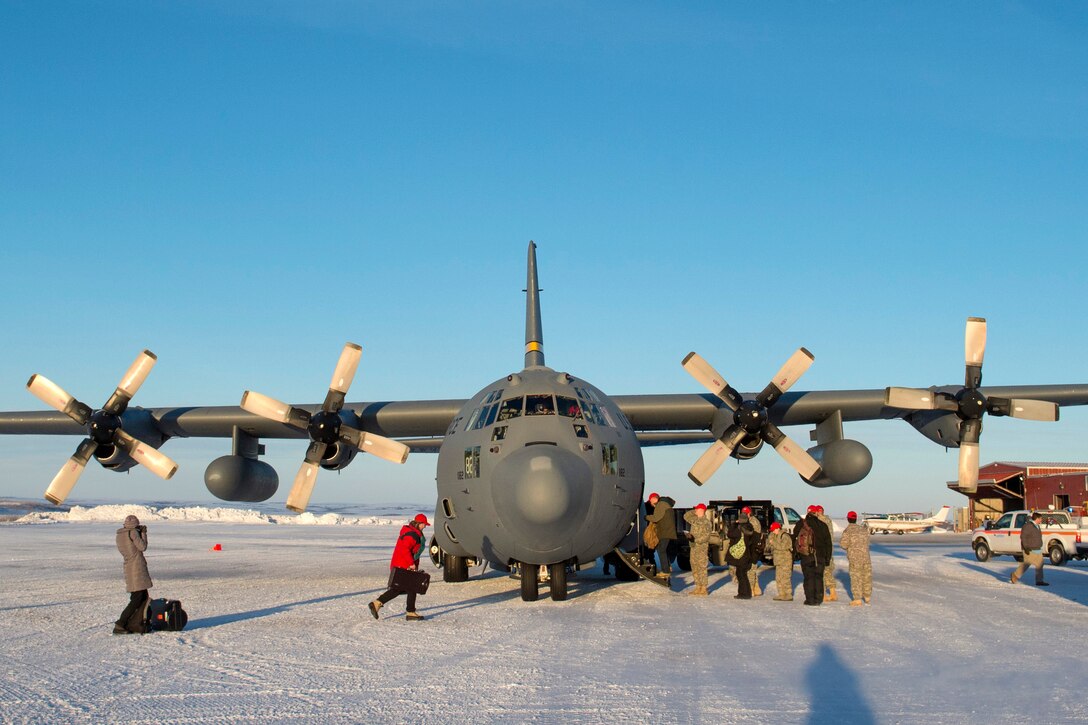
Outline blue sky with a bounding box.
[1,1,1086,514]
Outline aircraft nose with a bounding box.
[491,444,592,554]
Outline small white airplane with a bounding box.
[864,505,952,534]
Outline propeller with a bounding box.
[884,317,1058,492]
[682,348,822,485]
[26,350,178,505]
[240,342,409,513]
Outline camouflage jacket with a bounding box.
[767,529,793,559]
[839,522,871,562]
[683,510,714,545]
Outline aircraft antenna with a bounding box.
[524,241,545,368]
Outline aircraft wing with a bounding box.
[616,384,1088,445]
[3,384,1087,447]
[0,400,464,451]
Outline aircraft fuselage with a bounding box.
[434,366,644,568]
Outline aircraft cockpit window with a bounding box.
[596,405,616,427]
[484,389,504,404]
[498,397,523,421]
[525,394,555,416]
[472,402,500,430]
[557,396,582,419]
[463,407,483,432]
[492,426,507,441]
[584,403,609,427]
[573,424,588,438]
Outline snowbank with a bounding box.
[13,503,398,526]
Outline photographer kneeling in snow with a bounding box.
[114,515,152,634]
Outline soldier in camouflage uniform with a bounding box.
[816,505,838,602]
[728,506,763,596]
[683,503,713,596]
[839,510,872,606]
[766,521,794,601]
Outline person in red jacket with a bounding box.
[369,514,429,621]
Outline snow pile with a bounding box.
[13,503,398,526]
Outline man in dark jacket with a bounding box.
[1011,511,1048,586]
[370,514,430,620]
[645,492,677,580]
[114,514,152,634]
[727,512,757,599]
[794,505,833,605]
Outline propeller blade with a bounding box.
[769,347,814,395]
[240,391,294,424]
[339,425,410,464]
[27,374,90,424]
[681,352,740,410]
[958,441,980,493]
[687,427,746,485]
[884,387,939,410]
[286,460,321,513]
[763,423,822,482]
[329,343,362,395]
[965,317,987,367]
[116,350,157,398]
[1006,399,1059,422]
[358,431,410,464]
[115,430,178,479]
[43,438,97,505]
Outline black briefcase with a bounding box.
[388,567,431,595]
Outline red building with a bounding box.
[948,461,1088,527]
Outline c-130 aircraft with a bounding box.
[3,242,1087,601]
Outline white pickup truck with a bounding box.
[971,510,1087,566]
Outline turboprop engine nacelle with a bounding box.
[804,439,873,487]
[95,410,168,472]
[204,455,279,502]
[318,442,358,471]
[904,410,962,447]
[732,435,764,460]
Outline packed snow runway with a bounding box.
[2,506,1086,724]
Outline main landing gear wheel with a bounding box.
[520,563,538,602]
[443,553,469,582]
[549,563,568,601]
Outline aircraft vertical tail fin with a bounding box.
[524,241,545,368]
[930,505,951,523]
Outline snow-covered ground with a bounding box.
[2,505,1086,724]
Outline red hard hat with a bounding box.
[770,522,782,531]
[414,513,430,527]
[648,492,660,500]
[847,510,857,520]
[741,506,752,514]
[694,503,707,512]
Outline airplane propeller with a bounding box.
[26,350,178,505]
[884,317,1058,493]
[682,348,823,485]
[240,342,409,513]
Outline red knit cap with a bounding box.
[694,503,707,512]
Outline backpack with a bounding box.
[643,521,660,550]
[146,598,188,632]
[728,535,746,561]
[795,519,814,557]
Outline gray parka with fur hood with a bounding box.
[116,516,153,592]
